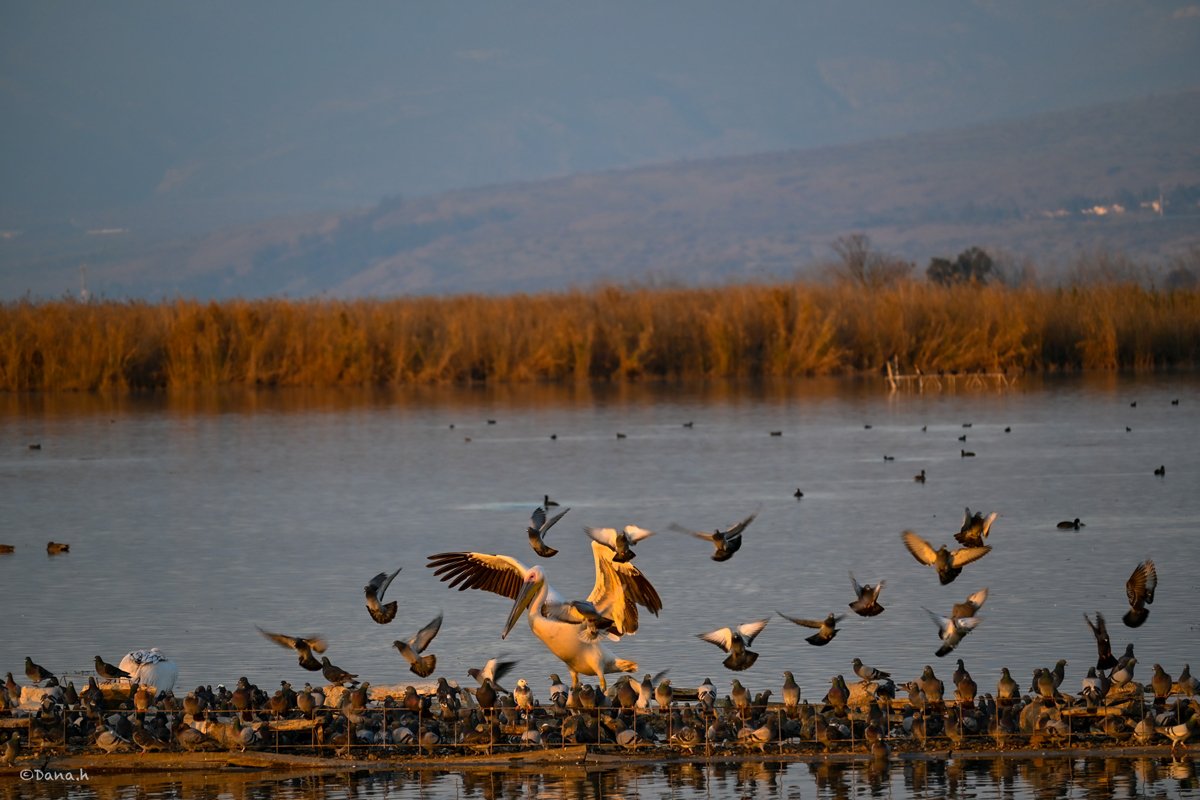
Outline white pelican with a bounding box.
[118,649,178,693]
[426,542,662,691]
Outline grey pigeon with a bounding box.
[848,572,886,617]
[364,567,402,624]
[320,657,359,686]
[669,510,758,562]
[778,611,844,646]
[698,619,769,671]
[528,505,570,558]
[954,507,998,547]
[257,627,328,671]
[923,607,980,657]
[903,530,991,585]
[1083,612,1118,670]
[94,655,130,681]
[393,612,443,678]
[1122,559,1157,628]
[24,657,53,684]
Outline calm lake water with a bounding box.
[2,756,1199,799]
[1,375,1198,778]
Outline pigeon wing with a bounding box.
[950,545,992,568]
[622,524,656,544]
[698,628,735,652]
[724,511,759,537]
[544,507,571,531]
[668,523,717,543]
[964,587,989,609]
[374,567,402,603]
[736,618,770,644]
[902,531,938,565]
[776,611,822,629]
[410,613,443,654]
[585,527,620,550]
[1126,560,1158,606]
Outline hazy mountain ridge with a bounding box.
[3,89,1199,300]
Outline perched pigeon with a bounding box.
[320,657,359,686]
[94,655,131,681]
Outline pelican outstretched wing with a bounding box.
[587,541,662,635]
[427,552,529,599]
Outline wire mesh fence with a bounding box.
[1,676,1193,760]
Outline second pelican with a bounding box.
[427,542,662,691]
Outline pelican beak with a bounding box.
[503,576,538,639]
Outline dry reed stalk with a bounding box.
[1,281,1197,391]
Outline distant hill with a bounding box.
[3,90,1199,300]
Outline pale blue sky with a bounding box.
[2,1,1198,231]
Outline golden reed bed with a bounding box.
[1,282,1198,391]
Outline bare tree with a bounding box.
[826,234,914,289]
